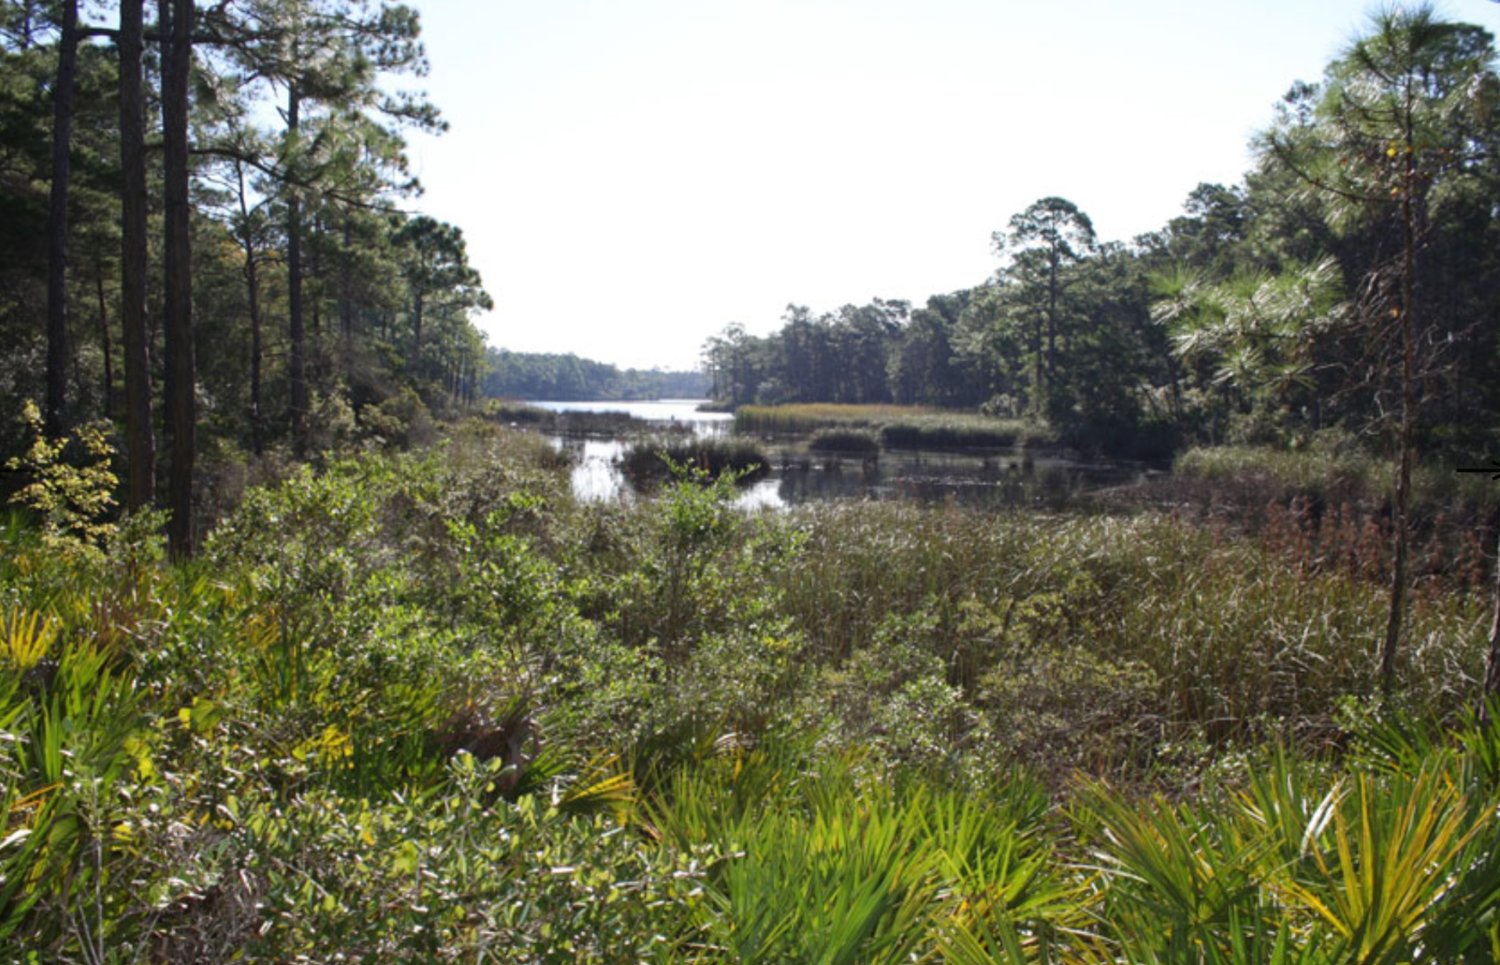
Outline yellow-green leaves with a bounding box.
[6,400,118,555]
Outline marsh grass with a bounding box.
[619,436,769,484]
[808,428,881,453]
[1175,444,1500,515]
[736,404,1055,450]
[772,503,1484,765]
[736,403,944,431]
[1173,444,1500,593]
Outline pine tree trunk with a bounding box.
[119,0,155,511]
[161,0,196,558]
[1379,96,1419,703]
[234,162,265,454]
[95,259,113,418]
[287,83,308,454]
[45,0,79,437]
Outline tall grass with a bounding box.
[770,503,1484,768]
[735,404,1055,450]
[808,428,881,453]
[736,403,945,432]
[1173,444,1500,593]
[1175,443,1500,515]
[619,436,769,483]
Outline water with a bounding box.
[531,400,1147,509]
[736,448,1144,510]
[534,400,728,504]
[531,399,731,429]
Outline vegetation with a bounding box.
[807,428,880,454]
[0,0,490,552]
[1175,442,1500,519]
[2,421,1498,959]
[702,9,1500,467]
[736,404,1053,451]
[483,349,707,402]
[620,437,770,485]
[7,3,1500,960]
[736,402,948,431]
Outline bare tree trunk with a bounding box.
[339,216,354,379]
[161,0,195,558]
[95,259,113,418]
[45,0,79,436]
[1379,96,1419,704]
[235,161,265,454]
[119,0,155,511]
[286,82,308,454]
[412,289,424,362]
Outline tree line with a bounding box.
[702,6,1500,464]
[1,0,492,556]
[482,349,707,403]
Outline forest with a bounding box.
[482,349,708,403]
[7,1,1500,961]
[0,0,492,557]
[701,25,1500,464]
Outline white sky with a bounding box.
[401,0,1500,372]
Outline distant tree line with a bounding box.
[703,7,1500,462]
[0,0,491,554]
[482,349,707,401]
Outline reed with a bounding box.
[1175,443,1500,514]
[879,417,1051,450]
[736,404,1055,451]
[619,436,770,483]
[808,428,881,453]
[770,503,1483,764]
[735,403,943,433]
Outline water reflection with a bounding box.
[532,400,1146,510]
[739,450,1141,511]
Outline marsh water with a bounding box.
[532,399,1150,510]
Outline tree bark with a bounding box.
[339,215,354,379]
[94,259,113,418]
[234,162,265,454]
[45,0,79,437]
[1379,87,1419,704]
[119,0,155,511]
[286,82,308,454]
[161,0,196,558]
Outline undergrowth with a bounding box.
[1,416,1496,960]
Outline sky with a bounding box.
[399,0,1500,372]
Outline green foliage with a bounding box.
[0,407,1495,957]
[1155,259,1347,445]
[5,400,117,554]
[1077,743,1500,963]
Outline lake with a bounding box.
[530,400,1151,509]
